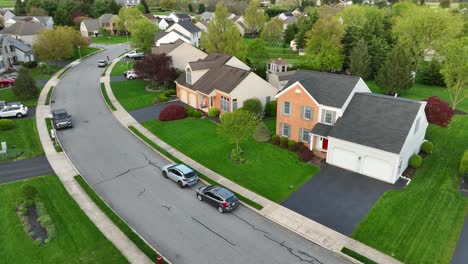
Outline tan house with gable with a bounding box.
[175,53,277,114]
[152,39,207,70]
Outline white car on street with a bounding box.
[161,163,199,188]
[0,103,28,118]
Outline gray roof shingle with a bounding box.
[1,35,32,53]
[329,93,423,154]
[283,70,361,109]
[82,19,100,31]
[176,21,201,33]
[311,123,334,137]
[175,13,191,19]
[0,21,45,35]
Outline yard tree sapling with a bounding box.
[440,37,467,111]
[13,67,39,100]
[247,38,269,70]
[134,53,178,88]
[217,110,258,163]
[260,17,283,45]
[349,39,371,80]
[424,96,455,128]
[244,0,268,36]
[131,18,158,53]
[33,26,88,60]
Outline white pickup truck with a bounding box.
[124,50,144,60]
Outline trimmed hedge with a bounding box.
[287,140,297,151]
[421,141,433,154]
[264,100,277,117]
[460,150,468,177]
[271,134,280,145]
[410,154,423,169]
[159,104,186,121]
[208,107,220,117]
[253,122,271,142]
[296,142,308,153]
[242,98,263,117]
[280,136,288,147]
[299,149,314,162]
[0,119,15,130]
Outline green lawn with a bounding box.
[142,118,318,202]
[352,115,468,263]
[244,38,306,66]
[263,117,277,134]
[73,47,101,60]
[111,80,162,111]
[92,36,131,44]
[0,118,44,161]
[30,65,63,80]
[111,60,135,76]
[0,175,128,264]
[0,0,13,8]
[366,81,468,113]
[0,87,40,106]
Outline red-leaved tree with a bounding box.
[424,96,455,127]
[134,53,178,88]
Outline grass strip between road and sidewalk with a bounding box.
[74,175,167,263]
[100,83,116,111]
[57,67,71,79]
[45,118,63,152]
[341,248,377,264]
[128,126,264,210]
[45,86,54,106]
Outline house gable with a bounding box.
[225,56,250,71]
[229,72,277,108]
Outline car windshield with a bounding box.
[184,171,197,178]
[225,195,237,203]
[99,60,105,63]
[55,113,68,119]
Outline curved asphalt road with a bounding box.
[53,44,350,264]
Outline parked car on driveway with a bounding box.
[52,109,72,129]
[98,60,108,67]
[0,78,14,87]
[161,163,199,188]
[125,70,138,80]
[124,50,144,60]
[0,103,28,118]
[196,185,239,213]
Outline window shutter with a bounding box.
[310,107,314,120]
[321,109,325,123]
[290,102,292,115]
[331,111,336,125]
[300,106,304,119]
[299,128,303,141]
[281,102,284,114]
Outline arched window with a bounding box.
[186,68,192,84]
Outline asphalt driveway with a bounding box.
[0,156,53,184]
[129,100,187,122]
[282,165,407,235]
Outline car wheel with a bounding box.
[197,194,203,201]
[129,76,134,80]
[162,171,168,178]
[16,113,22,118]
[178,181,184,188]
[217,206,224,213]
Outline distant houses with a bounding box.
[80,13,119,37]
[0,21,45,46]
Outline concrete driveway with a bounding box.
[0,156,53,184]
[129,100,187,123]
[282,165,407,235]
[52,44,350,264]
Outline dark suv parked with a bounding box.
[196,185,239,213]
[52,109,72,129]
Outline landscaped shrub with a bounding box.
[460,150,468,176]
[280,137,288,147]
[22,184,38,201]
[158,93,169,103]
[421,141,433,154]
[287,140,297,151]
[242,98,263,117]
[409,154,423,169]
[296,142,308,153]
[299,149,314,162]
[158,104,187,121]
[192,111,202,118]
[418,60,445,87]
[208,107,220,117]
[22,61,38,68]
[186,107,195,117]
[165,89,176,96]
[253,122,271,142]
[271,135,280,145]
[0,119,15,131]
[264,100,277,117]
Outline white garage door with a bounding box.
[180,90,188,104]
[331,148,360,172]
[188,94,197,108]
[362,156,394,182]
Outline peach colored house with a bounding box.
[175,53,278,114]
[275,70,428,184]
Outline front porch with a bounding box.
[309,123,333,159]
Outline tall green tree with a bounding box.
[201,1,246,60]
[294,8,319,49]
[13,67,39,100]
[375,44,414,95]
[93,0,118,18]
[247,38,269,70]
[244,0,268,36]
[260,17,283,44]
[15,0,27,16]
[197,3,205,14]
[393,7,464,78]
[118,7,143,33]
[305,15,345,71]
[349,39,371,80]
[33,26,88,60]
[140,0,150,13]
[440,37,467,110]
[284,23,298,46]
[131,19,158,53]
[54,0,77,26]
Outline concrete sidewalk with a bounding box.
[36,57,152,263]
[103,56,402,264]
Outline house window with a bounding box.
[9,45,14,52]
[13,56,17,63]
[414,117,420,134]
[232,99,238,111]
[266,96,270,104]
[267,63,270,70]
[282,101,291,115]
[186,68,191,84]
[322,109,335,125]
[300,128,310,143]
[302,106,313,120]
[4,46,7,53]
[210,96,214,107]
[221,96,230,112]
[282,65,286,72]
[281,123,290,138]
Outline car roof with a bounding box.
[210,186,235,199]
[53,109,67,114]
[174,164,194,174]
[98,59,106,62]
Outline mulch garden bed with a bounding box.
[18,203,48,245]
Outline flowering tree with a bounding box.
[424,96,455,127]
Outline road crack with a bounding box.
[264,234,323,264]
[191,217,236,247]
[137,188,146,198]
[231,213,270,235]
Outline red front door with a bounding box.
[322,138,328,150]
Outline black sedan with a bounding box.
[196,185,239,213]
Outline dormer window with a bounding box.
[186,68,192,84]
